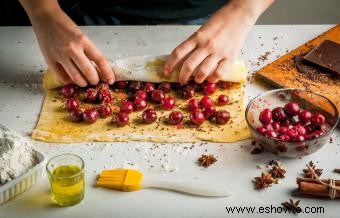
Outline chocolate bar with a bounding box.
[303,40,340,75]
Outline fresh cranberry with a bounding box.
[158,82,172,93]
[311,113,326,125]
[187,80,201,91]
[120,101,134,114]
[144,82,156,93]
[60,84,76,98]
[263,123,274,131]
[142,109,157,124]
[98,89,112,104]
[298,110,312,124]
[116,81,129,90]
[217,95,229,106]
[202,82,217,95]
[134,98,147,111]
[190,110,205,125]
[69,109,83,122]
[171,82,182,91]
[264,130,278,138]
[256,126,267,135]
[65,98,81,112]
[202,105,216,120]
[284,102,300,117]
[215,110,230,125]
[306,132,321,140]
[293,135,305,142]
[83,108,99,123]
[168,111,184,125]
[199,96,214,109]
[85,88,98,103]
[277,127,288,135]
[292,124,307,135]
[182,86,195,99]
[259,108,272,125]
[271,122,281,130]
[97,105,112,118]
[129,81,143,92]
[135,90,148,101]
[286,129,298,138]
[272,107,288,122]
[304,124,315,134]
[188,99,200,111]
[278,134,290,141]
[116,112,129,127]
[288,117,299,125]
[281,121,294,129]
[219,81,233,89]
[150,90,165,104]
[161,96,176,110]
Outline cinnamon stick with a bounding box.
[297,177,340,198]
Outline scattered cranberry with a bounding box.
[60,84,76,98]
[168,111,184,125]
[134,98,147,111]
[150,90,165,104]
[116,112,129,127]
[83,108,99,123]
[116,81,129,90]
[271,122,281,130]
[199,96,214,109]
[256,127,267,135]
[65,98,81,112]
[284,102,300,117]
[259,108,272,125]
[292,124,306,135]
[135,90,148,101]
[144,82,156,93]
[182,86,195,99]
[69,109,83,122]
[142,109,157,124]
[190,110,205,125]
[264,130,278,138]
[215,110,230,125]
[158,82,172,93]
[298,110,312,124]
[219,81,233,89]
[120,101,134,114]
[129,81,142,92]
[311,113,326,125]
[161,96,176,110]
[202,105,216,120]
[278,134,290,141]
[97,105,112,118]
[217,95,229,106]
[98,89,112,104]
[188,99,200,111]
[272,107,288,122]
[85,88,98,103]
[202,82,217,95]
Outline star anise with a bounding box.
[281,199,302,214]
[303,161,323,179]
[254,173,273,189]
[198,154,217,167]
[271,165,286,178]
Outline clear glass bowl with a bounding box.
[245,88,339,158]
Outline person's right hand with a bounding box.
[29,6,115,87]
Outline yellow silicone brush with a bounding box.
[96,169,230,197]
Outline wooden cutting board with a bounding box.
[255,25,340,117]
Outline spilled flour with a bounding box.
[0,127,37,185]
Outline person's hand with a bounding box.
[25,3,115,87]
[164,1,271,84]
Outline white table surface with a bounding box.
[0,25,339,218]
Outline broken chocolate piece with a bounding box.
[303,40,340,75]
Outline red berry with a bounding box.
[188,80,202,91]
[135,90,148,101]
[293,135,305,142]
[97,105,112,118]
[69,109,83,122]
[85,88,98,103]
[259,108,272,125]
[116,81,129,89]
[306,132,321,140]
[277,127,288,135]
[202,105,216,120]
[215,110,230,125]
[217,95,229,106]
[263,123,274,131]
[120,101,134,114]
[98,89,112,104]
[264,130,278,138]
[272,107,288,122]
[182,86,195,99]
[134,98,147,111]
[65,98,81,112]
[199,96,214,109]
[284,102,300,117]
[304,124,315,134]
[60,84,76,98]
[158,82,172,93]
[190,110,205,125]
[271,122,281,130]
[161,96,176,110]
[142,109,157,124]
[188,99,200,111]
[219,81,233,89]
[83,108,99,123]
[129,81,142,92]
[256,126,267,135]
[116,112,129,127]
[202,82,217,95]
[292,124,307,135]
[311,113,326,125]
[298,110,312,124]
[281,121,294,129]
[168,111,184,125]
[278,134,290,141]
[286,129,298,138]
[151,90,165,104]
[144,82,156,93]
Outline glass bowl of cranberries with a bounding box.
[245,88,339,158]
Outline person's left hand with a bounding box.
[164,4,256,84]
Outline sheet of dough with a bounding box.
[32,84,251,143]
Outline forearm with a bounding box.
[19,0,61,20]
